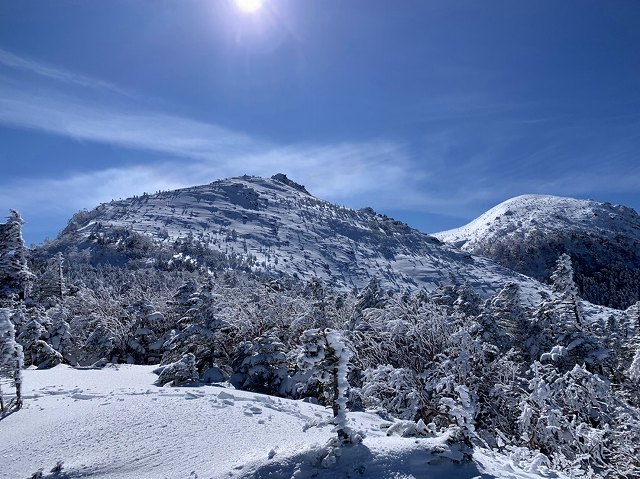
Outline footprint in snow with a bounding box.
[243,405,263,416]
[217,391,236,405]
[184,391,204,400]
[71,393,104,400]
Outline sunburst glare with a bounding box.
[234,0,263,14]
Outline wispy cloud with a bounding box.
[2,47,639,242]
[0,48,129,95]
[2,75,638,233]
[0,64,426,215]
[0,141,424,215]
[0,83,258,159]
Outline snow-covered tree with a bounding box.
[550,253,579,298]
[0,308,23,411]
[82,314,128,364]
[627,345,640,384]
[31,340,63,369]
[478,282,529,355]
[0,210,34,301]
[231,333,288,395]
[350,277,385,330]
[297,328,355,442]
[126,299,168,364]
[162,282,235,372]
[17,315,48,367]
[155,352,199,386]
[166,278,199,322]
[517,362,617,475]
[47,307,75,364]
[36,252,66,302]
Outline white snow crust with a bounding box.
[0,365,567,478]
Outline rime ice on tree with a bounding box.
[298,328,355,443]
[0,308,23,411]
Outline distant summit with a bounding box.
[270,173,310,195]
[435,194,640,308]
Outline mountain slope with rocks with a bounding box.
[435,194,640,308]
[51,174,543,300]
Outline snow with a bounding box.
[58,175,548,302]
[434,194,640,247]
[0,365,567,478]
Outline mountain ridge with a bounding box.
[51,174,544,301]
[435,194,640,308]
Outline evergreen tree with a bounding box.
[550,253,579,298]
[162,282,234,372]
[0,308,24,411]
[155,352,199,386]
[36,252,66,302]
[0,210,34,301]
[231,333,288,395]
[478,282,528,354]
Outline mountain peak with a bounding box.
[434,194,640,308]
[270,173,310,195]
[53,174,537,298]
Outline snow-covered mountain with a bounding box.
[435,194,640,309]
[54,174,542,299]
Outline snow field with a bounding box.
[0,365,565,479]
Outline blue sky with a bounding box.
[1,0,639,245]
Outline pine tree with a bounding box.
[479,282,529,354]
[36,252,66,302]
[350,277,385,330]
[0,210,35,301]
[0,308,24,411]
[550,253,579,298]
[155,352,199,386]
[231,333,288,395]
[162,282,234,371]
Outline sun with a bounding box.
[234,0,264,13]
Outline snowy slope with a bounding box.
[55,175,545,300]
[0,365,567,478]
[435,194,640,308]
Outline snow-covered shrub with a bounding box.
[360,365,421,419]
[32,340,63,369]
[517,362,614,475]
[385,418,429,437]
[155,353,199,386]
[439,385,476,437]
